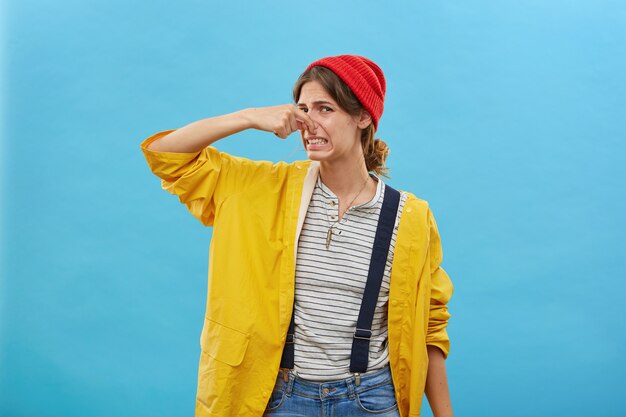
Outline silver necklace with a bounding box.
[325,175,371,250]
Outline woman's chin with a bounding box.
[305,149,330,161]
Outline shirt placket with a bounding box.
[325,197,343,242]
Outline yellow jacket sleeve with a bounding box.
[425,208,454,358]
[140,130,278,226]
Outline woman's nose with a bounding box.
[306,115,321,133]
[300,118,319,134]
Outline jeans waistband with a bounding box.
[278,366,394,400]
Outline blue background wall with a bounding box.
[2,1,625,416]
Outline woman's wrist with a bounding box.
[237,108,260,131]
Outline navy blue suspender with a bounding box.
[349,185,400,373]
[280,185,401,375]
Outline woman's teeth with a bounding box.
[307,138,327,145]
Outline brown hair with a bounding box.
[293,66,390,178]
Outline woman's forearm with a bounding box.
[146,105,316,153]
[146,109,254,153]
[425,345,454,417]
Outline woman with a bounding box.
[141,55,454,417]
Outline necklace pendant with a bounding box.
[325,228,333,250]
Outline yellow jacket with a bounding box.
[141,130,453,417]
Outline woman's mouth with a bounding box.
[306,137,328,145]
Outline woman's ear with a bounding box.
[357,110,372,129]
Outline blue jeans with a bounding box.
[264,366,401,416]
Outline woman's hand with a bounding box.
[243,105,317,139]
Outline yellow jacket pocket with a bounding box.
[201,318,250,366]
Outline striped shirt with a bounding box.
[293,174,407,381]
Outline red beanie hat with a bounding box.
[306,55,386,130]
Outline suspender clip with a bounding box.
[354,328,372,340]
[354,373,361,386]
[285,333,295,344]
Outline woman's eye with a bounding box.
[299,108,308,113]
[321,106,333,112]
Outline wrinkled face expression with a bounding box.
[297,81,365,165]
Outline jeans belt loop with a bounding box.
[285,371,295,397]
[347,375,357,399]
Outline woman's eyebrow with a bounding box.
[297,100,334,106]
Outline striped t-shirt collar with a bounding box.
[316,173,384,210]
